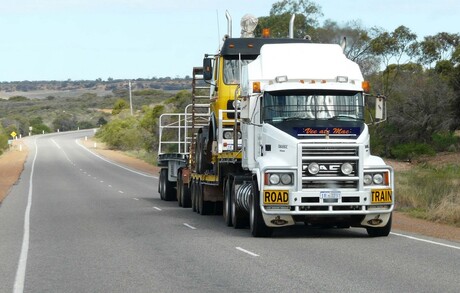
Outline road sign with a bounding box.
[10,131,17,138]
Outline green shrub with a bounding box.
[390,142,435,161]
[431,132,458,152]
[96,117,144,151]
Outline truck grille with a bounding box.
[301,145,359,189]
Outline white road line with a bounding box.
[75,139,156,178]
[391,232,460,250]
[236,247,260,257]
[183,223,197,230]
[100,180,104,183]
[133,198,139,201]
[118,190,124,194]
[108,185,112,188]
[153,207,162,211]
[51,138,61,149]
[14,139,38,293]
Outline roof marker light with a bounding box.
[275,76,288,83]
[262,28,271,38]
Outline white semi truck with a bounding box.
[158,14,394,237]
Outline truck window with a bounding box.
[262,90,364,122]
[223,59,252,85]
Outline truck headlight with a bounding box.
[363,174,373,185]
[363,172,388,186]
[307,163,320,175]
[269,174,280,185]
[223,130,242,139]
[280,173,292,185]
[265,172,294,185]
[373,173,384,185]
[341,162,353,175]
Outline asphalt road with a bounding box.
[0,131,459,293]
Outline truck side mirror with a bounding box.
[375,95,385,120]
[203,58,213,81]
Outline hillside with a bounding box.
[0,77,191,100]
[0,78,192,138]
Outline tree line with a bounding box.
[255,0,460,159]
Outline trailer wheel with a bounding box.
[159,168,167,200]
[366,214,392,237]
[191,179,197,212]
[182,181,192,208]
[198,182,213,215]
[231,177,249,229]
[163,176,176,202]
[250,180,273,237]
[223,176,233,227]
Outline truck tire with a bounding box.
[195,131,203,173]
[250,180,273,237]
[191,179,197,212]
[195,127,212,174]
[231,177,249,229]
[159,168,167,200]
[366,214,392,237]
[223,176,233,227]
[177,169,183,207]
[177,169,192,208]
[161,169,176,202]
[198,181,213,215]
[182,182,192,208]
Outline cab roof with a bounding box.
[220,38,311,56]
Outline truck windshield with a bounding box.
[223,58,253,85]
[262,90,364,122]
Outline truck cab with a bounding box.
[240,43,394,236]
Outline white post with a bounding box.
[129,80,133,116]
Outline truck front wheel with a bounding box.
[231,177,249,229]
[366,214,392,237]
[250,181,273,237]
[223,176,233,227]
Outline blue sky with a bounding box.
[0,0,459,82]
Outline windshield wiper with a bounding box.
[280,117,313,121]
[328,115,364,121]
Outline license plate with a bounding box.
[263,190,289,204]
[371,189,393,203]
[320,191,341,199]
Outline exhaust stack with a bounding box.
[289,14,295,38]
[225,10,232,38]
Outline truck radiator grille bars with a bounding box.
[301,146,359,189]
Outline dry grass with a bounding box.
[0,141,28,203]
[396,163,460,227]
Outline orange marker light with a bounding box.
[362,81,371,93]
[262,28,271,38]
[253,82,261,93]
[384,172,389,186]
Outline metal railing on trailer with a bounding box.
[157,104,210,163]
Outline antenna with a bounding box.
[216,10,221,49]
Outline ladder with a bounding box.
[189,67,211,170]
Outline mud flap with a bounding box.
[361,213,391,228]
[262,214,295,227]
